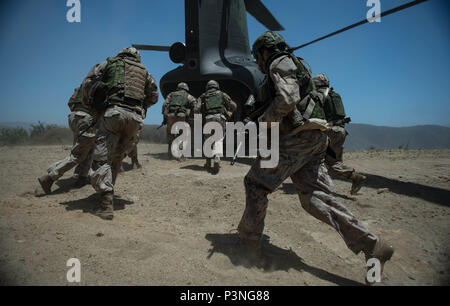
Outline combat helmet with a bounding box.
[251,31,289,60]
[206,80,219,90]
[177,82,190,92]
[312,74,330,88]
[117,47,141,62]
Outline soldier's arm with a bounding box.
[143,73,159,110]
[196,96,204,114]
[162,94,171,118]
[223,93,237,119]
[188,95,198,112]
[81,61,107,106]
[260,56,300,123]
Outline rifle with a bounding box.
[230,141,243,166]
[333,117,351,127]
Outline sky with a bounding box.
[0,0,449,128]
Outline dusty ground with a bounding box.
[0,143,449,286]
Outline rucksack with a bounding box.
[203,91,224,115]
[323,89,346,122]
[168,90,189,114]
[68,86,83,111]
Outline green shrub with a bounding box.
[0,127,29,145]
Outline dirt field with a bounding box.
[0,143,449,286]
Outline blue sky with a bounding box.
[0,0,449,127]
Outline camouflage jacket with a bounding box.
[82,59,159,116]
[198,89,237,120]
[259,54,301,124]
[162,90,197,119]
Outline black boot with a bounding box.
[38,175,54,195]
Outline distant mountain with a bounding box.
[345,124,450,150]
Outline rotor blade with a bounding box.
[132,44,171,52]
[244,0,284,31]
[291,0,430,51]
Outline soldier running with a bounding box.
[237,32,394,285]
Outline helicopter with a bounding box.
[134,0,284,121]
[133,0,429,122]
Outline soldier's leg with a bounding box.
[39,113,95,194]
[112,110,143,182]
[326,127,366,194]
[292,160,378,254]
[73,148,94,187]
[237,152,302,242]
[176,117,186,161]
[212,119,224,173]
[127,145,141,169]
[238,130,330,241]
[291,160,393,284]
[166,117,175,160]
[90,109,123,220]
[326,127,354,179]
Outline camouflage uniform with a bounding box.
[125,106,147,169]
[313,74,366,194]
[126,143,141,169]
[326,125,354,178]
[162,83,197,160]
[38,84,97,194]
[83,47,158,220]
[198,80,237,172]
[238,32,382,259]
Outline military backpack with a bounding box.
[168,90,189,114]
[68,86,83,111]
[323,89,346,122]
[203,91,225,115]
[104,56,147,107]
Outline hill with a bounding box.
[344,124,450,150]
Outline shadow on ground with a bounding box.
[144,152,170,161]
[332,173,450,207]
[180,165,208,172]
[144,151,257,167]
[59,193,134,216]
[51,177,82,195]
[205,233,362,286]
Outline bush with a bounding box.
[0,122,167,146]
[29,125,72,145]
[0,127,29,145]
[30,121,59,138]
[0,122,73,146]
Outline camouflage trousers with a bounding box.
[47,111,95,181]
[204,114,226,163]
[90,105,143,194]
[237,129,378,255]
[325,126,354,179]
[166,113,187,159]
[127,145,138,160]
[126,127,142,160]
